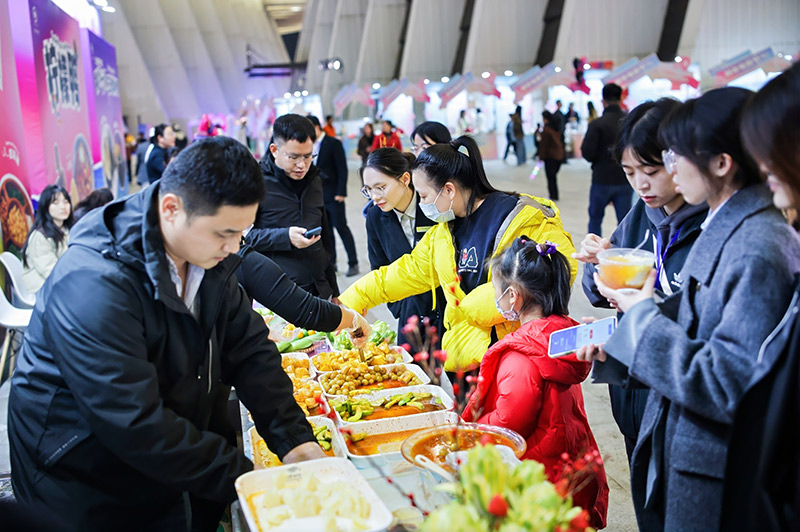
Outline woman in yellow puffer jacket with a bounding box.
[340,136,577,371]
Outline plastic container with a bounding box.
[319,363,431,399]
[596,248,656,290]
[236,457,393,532]
[339,411,459,468]
[332,384,455,426]
[247,416,346,468]
[281,352,316,381]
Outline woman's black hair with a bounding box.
[410,121,452,145]
[359,147,415,181]
[489,235,571,317]
[72,188,113,222]
[150,123,170,144]
[658,87,760,187]
[613,98,680,165]
[411,135,503,217]
[21,184,74,267]
[166,146,182,165]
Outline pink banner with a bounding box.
[709,48,776,83]
[402,79,430,103]
[0,0,35,256]
[438,72,474,109]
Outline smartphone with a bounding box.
[304,226,322,238]
[548,317,617,358]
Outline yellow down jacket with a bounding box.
[340,194,577,370]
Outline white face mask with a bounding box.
[419,187,455,223]
[494,286,520,321]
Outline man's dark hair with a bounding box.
[160,137,265,217]
[325,115,333,122]
[410,121,452,145]
[602,83,623,102]
[306,115,322,128]
[272,113,316,144]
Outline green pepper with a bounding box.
[347,407,363,422]
[350,433,367,442]
[313,424,327,438]
[407,401,425,410]
[318,440,331,451]
[384,397,401,409]
[398,392,414,406]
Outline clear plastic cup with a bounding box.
[596,248,656,291]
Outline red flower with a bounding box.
[487,494,509,517]
[569,510,591,530]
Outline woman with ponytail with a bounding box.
[340,135,576,371]
[463,236,608,529]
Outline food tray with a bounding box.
[332,385,455,426]
[236,457,392,532]
[339,411,459,468]
[246,416,346,468]
[319,363,431,400]
[281,352,316,381]
[310,347,413,375]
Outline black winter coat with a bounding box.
[581,104,627,185]
[315,134,349,203]
[7,184,314,531]
[245,154,338,298]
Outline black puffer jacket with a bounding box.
[8,183,314,531]
[245,154,338,298]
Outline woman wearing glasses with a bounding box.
[361,148,442,345]
[342,136,576,372]
[576,88,800,530]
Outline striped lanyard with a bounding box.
[654,226,682,290]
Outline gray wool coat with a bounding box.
[602,184,800,531]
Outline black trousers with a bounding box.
[325,201,358,266]
[543,158,562,200]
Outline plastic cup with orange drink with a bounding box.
[596,248,656,294]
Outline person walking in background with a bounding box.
[503,113,516,162]
[538,111,565,201]
[21,184,74,294]
[582,83,631,236]
[371,120,402,151]
[511,106,526,165]
[308,116,360,277]
[566,102,581,125]
[357,122,375,166]
[323,115,337,137]
[587,101,599,123]
[145,123,176,184]
[133,131,150,186]
[475,108,485,134]
[455,110,469,137]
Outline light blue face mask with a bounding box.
[419,187,455,223]
[495,286,520,321]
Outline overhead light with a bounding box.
[554,67,561,73]
[583,63,590,70]
[441,76,449,83]
[372,83,381,90]
[423,78,430,85]
[301,90,308,96]
[101,5,115,12]
[481,71,490,79]
[332,59,341,70]
[319,57,343,71]
[290,6,302,12]
[293,91,301,97]
[284,92,291,99]
[504,70,513,76]
[675,56,683,62]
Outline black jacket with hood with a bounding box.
[245,154,338,299]
[7,183,314,531]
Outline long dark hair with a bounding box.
[740,61,800,195]
[411,135,503,216]
[73,188,113,222]
[613,98,680,165]
[658,87,760,187]
[489,235,571,317]
[410,121,452,145]
[22,184,74,267]
[360,148,415,182]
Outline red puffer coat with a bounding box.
[463,315,609,528]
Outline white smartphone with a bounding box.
[548,317,617,358]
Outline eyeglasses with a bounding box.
[662,148,678,175]
[279,150,317,163]
[410,142,430,155]
[361,183,389,199]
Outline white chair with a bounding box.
[0,289,32,382]
[0,252,36,309]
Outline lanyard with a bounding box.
[654,226,682,290]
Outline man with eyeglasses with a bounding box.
[245,114,339,302]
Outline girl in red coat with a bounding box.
[463,236,609,528]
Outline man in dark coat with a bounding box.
[7,137,324,531]
[308,115,359,277]
[582,83,632,236]
[245,114,339,300]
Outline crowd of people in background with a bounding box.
[5,59,800,531]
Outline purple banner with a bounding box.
[82,28,128,197]
[709,48,775,82]
[602,54,660,88]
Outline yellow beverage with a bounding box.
[597,248,655,289]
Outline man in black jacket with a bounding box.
[581,83,632,236]
[308,115,360,277]
[7,137,324,531]
[245,114,340,299]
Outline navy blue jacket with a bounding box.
[315,134,348,203]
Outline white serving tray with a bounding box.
[281,352,316,381]
[246,416,347,468]
[319,363,431,400]
[236,457,393,532]
[310,346,413,375]
[332,385,455,427]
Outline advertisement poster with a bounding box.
[82,28,128,197]
[16,0,94,203]
[0,0,35,257]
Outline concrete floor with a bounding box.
[0,155,637,530]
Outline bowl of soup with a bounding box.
[400,422,526,471]
[596,248,655,290]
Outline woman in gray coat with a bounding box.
[578,87,800,531]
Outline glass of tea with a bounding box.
[596,248,656,292]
